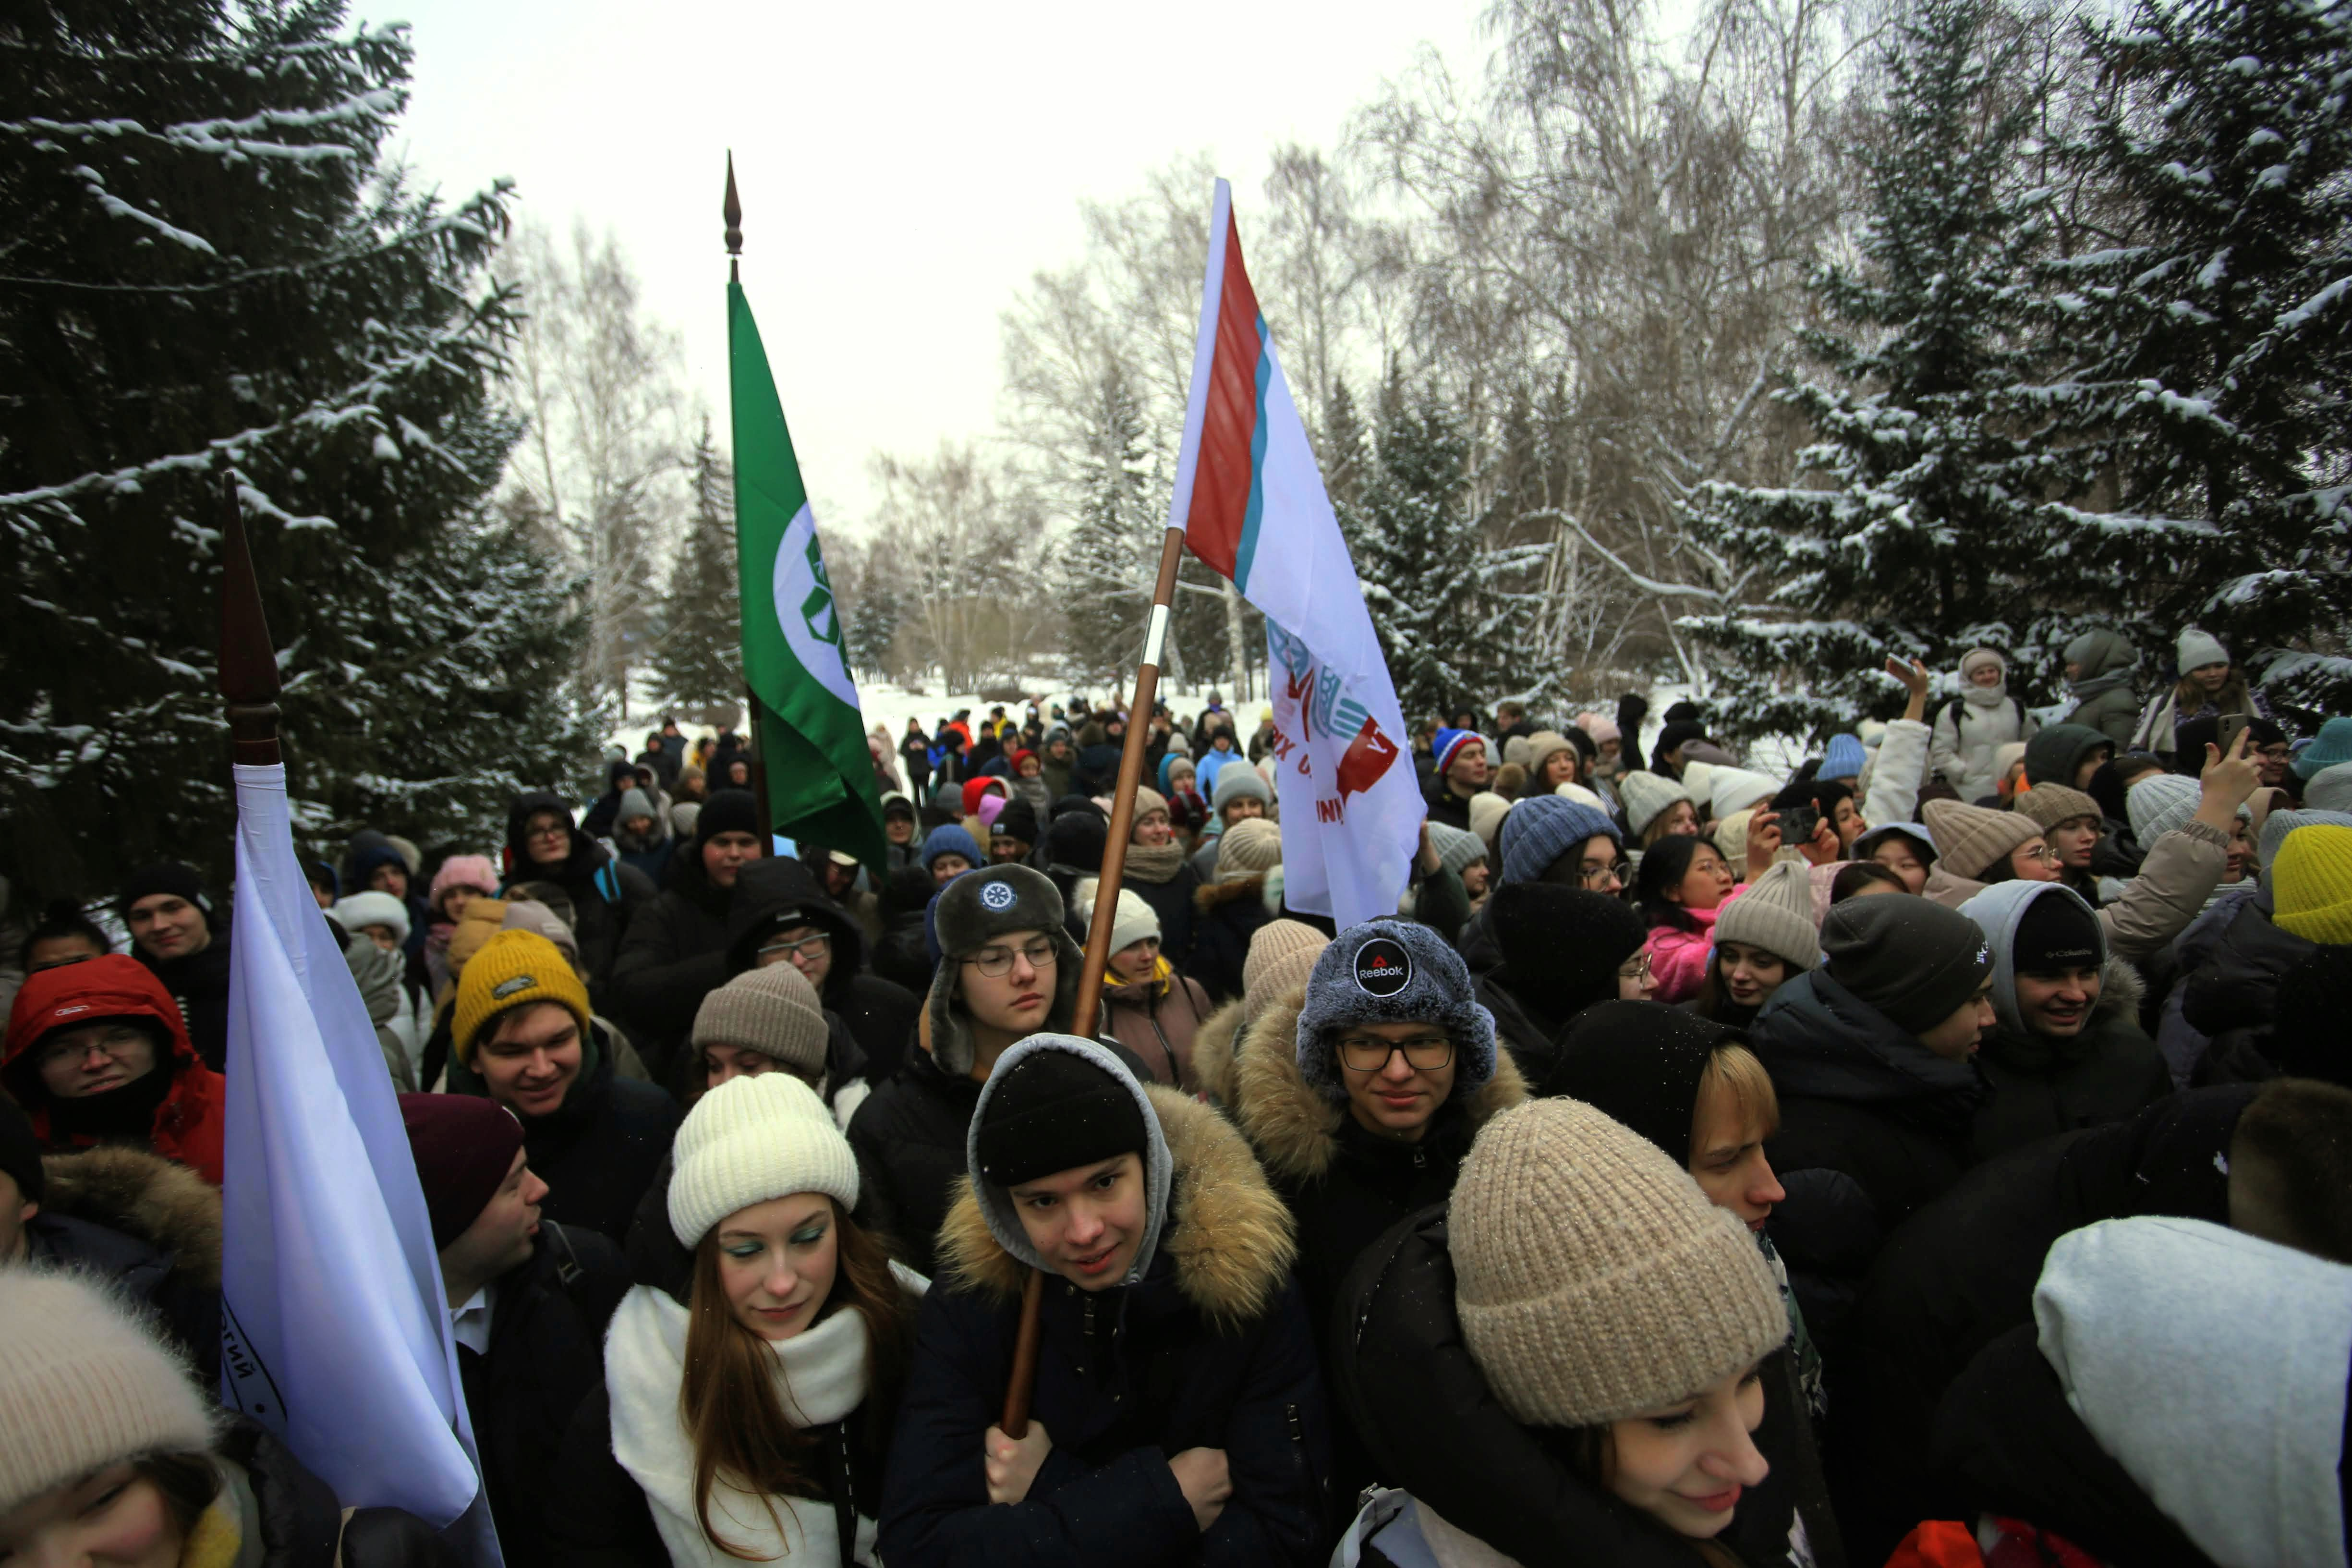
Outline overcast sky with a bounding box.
[384,0,1492,534]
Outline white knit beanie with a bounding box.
[2176,626,2230,674]
[667,1073,860,1247]
[2128,773,2203,843]
[1110,888,1161,955]
[333,890,411,945]
[1452,1098,1785,1427]
[1708,766,1779,821]
[0,1274,216,1511]
[1618,771,1692,837]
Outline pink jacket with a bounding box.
[1642,903,1721,1004]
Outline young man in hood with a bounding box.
[878,1034,1330,1566]
[1958,881,2172,1161]
[114,862,233,1071]
[724,853,921,1086]
[503,791,657,1003]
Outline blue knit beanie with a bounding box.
[1295,919,1497,1104]
[921,823,984,871]
[1820,734,1867,782]
[1498,794,1623,886]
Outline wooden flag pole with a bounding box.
[1001,523,1189,1440]
[218,477,282,765]
[725,154,775,853]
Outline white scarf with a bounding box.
[605,1284,878,1568]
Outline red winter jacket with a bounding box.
[3,955,228,1185]
[961,776,1010,817]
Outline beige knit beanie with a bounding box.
[1922,799,2046,882]
[1219,817,1284,875]
[1714,859,1821,972]
[1524,730,1576,780]
[1133,786,1170,824]
[668,1072,860,1247]
[0,1273,216,1510]
[1451,1098,1785,1428]
[690,963,830,1079]
[1713,806,1757,871]
[1241,919,1330,1025]
[2014,784,2103,834]
[1468,792,1512,851]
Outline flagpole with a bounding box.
[725,153,774,853]
[218,476,281,765]
[1001,523,1187,1441]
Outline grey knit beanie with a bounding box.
[1451,1098,1785,1427]
[2308,764,2352,814]
[1618,771,1693,837]
[1210,765,1273,817]
[1426,822,1490,878]
[0,1273,217,1511]
[691,963,830,1079]
[2260,809,2352,872]
[1713,859,1820,972]
[1499,794,1621,886]
[1821,894,1993,1035]
[2127,773,2204,843]
[1295,919,1496,1103]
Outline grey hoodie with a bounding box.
[2037,1216,2352,1568]
[962,1033,1175,1288]
[1958,879,2103,1037]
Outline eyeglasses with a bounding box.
[39,1029,147,1069]
[2025,844,2062,864]
[1580,862,1625,890]
[760,933,832,962]
[1618,952,1655,984]
[1337,1034,1454,1073]
[525,821,568,843]
[965,937,1059,978]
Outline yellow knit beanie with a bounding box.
[2274,824,2352,946]
[453,929,592,1063]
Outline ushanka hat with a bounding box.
[1295,919,1495,1103]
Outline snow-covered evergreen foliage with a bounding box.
[1058,365,1163,682]
[651,419,742,714]
[2035,0,2352,721]
[0,0,600,901]
[1681,0,2064,741]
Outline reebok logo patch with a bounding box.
[1354,936,1413,998]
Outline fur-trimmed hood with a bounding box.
[936,1065,1298,1328]
[1188,997,1248,1106]
[38,1145,222,1288]
[1228,987,1528,1186]
[1195,871,1267,913]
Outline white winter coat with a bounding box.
[1930,686,2037,801]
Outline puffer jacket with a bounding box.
[2178,883,2313,1083]
[845,1040,982,1276]
[1639,906,1719,1006]
[1331,1204,1837,1568]
[2062,630,2142,750]
[2153,881,2261,1086]
[1970,960,2170,1162]
[877,1082,1331,1567]
[1931,689,2036,802]
[1,955,228,1185]
[607,848,737,1081]
[1190,872,1275,1004]
[30,1145,222,1381]
[1746,969,1986,1343]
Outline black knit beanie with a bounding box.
[2012,892,2103,974]
[114,863,213,928]
[1041,806,1107,875]
[696,789,761,848]
[1539,1001,1731,1166]
[1822,896,1992,1036]
[0,1097,43,1206]
[1490,883,1649,1019]
[995,797,1041,847]
[973,1047,1147,1188]
[2273,948,2352,1089]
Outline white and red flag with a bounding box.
[1168,177,1418,927]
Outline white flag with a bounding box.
[1170,178,1419,927]
[218,763,498,1560]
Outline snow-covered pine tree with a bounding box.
[1349,373,1525,724]
[1680,0,2065,744]
[2036,0,2352,720]
[650,418,743,714]
[1058,365,1161,684]
[0,1,592,900]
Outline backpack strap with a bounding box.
[543,1220,583,1289]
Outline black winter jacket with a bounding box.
[449,1034,679,1245]
[846,1043,982,1275]
[877,1087,1331,1567]
[1189,872,1274,1004]
[30,1145,221,1381]
[214,1417,459,1567]
[502,792,657,1002]
[140,933,234,1072]
[2181,885,2313,1083]
[463,1223,630,1568]
[608,850,736,1081]
[1332,1205,1839,1568]
[1933,1325,2219,1567]
[1835,1085,2256,1563]
[1968,960,2172,1162]
[1421,775,1477,833]
[726,857,921,1083]
[1125,858,1202,966]
[1746,969,1986,1344]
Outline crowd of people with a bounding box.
[2,622,2350,1568]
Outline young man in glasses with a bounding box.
[724,854,923,1087]
[1221,918,1526,1496]
[846,865,1084,1276]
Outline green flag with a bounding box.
[727,280,886,871]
